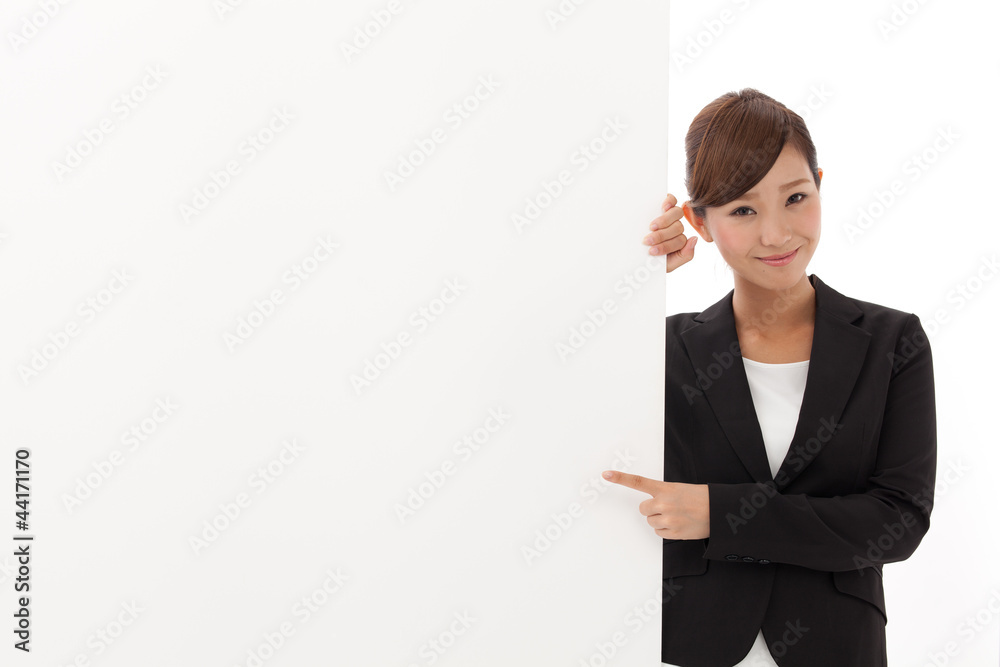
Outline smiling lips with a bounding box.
[757,248,798,266]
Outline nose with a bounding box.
[759,213,793,249]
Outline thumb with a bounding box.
[667,236,698,273]
[683,235,698,257]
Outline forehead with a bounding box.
[735,146,811,199]
[764,144,810,179]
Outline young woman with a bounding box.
[603,88,937,666]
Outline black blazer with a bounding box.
[661,273,937,667]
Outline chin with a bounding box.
[739,266,806,289]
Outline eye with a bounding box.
[729,193,807,217]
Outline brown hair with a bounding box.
[685,88,821,222]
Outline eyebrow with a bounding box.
[737,178,811,201]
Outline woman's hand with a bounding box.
[644,193,698,273]
[602,470,710,540]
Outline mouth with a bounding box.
[757,247,799,266]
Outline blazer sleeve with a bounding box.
[701,313,937,572]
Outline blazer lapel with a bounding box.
[678,274,870,489]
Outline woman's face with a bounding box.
[685,143,823,293]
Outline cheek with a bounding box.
[801,199,822,231]
[712,225,752,254]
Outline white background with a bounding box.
[1,1,997,666]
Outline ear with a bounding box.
[682,201,713,242]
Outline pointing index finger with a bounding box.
[602,470,657,495]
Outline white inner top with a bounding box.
[740,356,809,479]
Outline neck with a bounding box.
[732,272,816,337]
